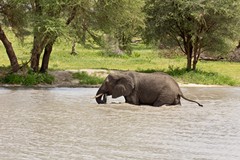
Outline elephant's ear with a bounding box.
[112,74,134,98]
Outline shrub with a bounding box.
[1,71,54,86]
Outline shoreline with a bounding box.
[0,69,235,88]
[0,82,231,89]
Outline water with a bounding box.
[0,87,240,160]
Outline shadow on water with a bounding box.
[0,87,240,160]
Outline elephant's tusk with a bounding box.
[93,93,104,99]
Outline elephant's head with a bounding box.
[95,73,134,104]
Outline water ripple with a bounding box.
[0,87,240,160]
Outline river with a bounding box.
[0,87,240,160]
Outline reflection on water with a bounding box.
[0,87,240,160]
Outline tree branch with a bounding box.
[66,6,77,25]
[168,30,185,53]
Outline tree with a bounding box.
[67,0,100,52]
[29,0,67,72]
[1,0,145,73]
[39,0,97,72]
[0,0,27,72]
[95,0,145,54]
[30,0,98,72]
[0,25,19,72]
[64,0,145,55]
[144,0,240,70]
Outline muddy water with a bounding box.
[0,87,240,160]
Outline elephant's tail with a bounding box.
[180,94,203,107]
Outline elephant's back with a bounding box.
[135,72,180,103]
[129,71,181,94]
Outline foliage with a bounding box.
[0,0,28,40]
[0,70,54,86]
[144,0,240,70]
[96,0,145,54]
[73,72,104,85]
[67,1,101,47]
[1,0,145,72]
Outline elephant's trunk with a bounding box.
[95,86,107,104]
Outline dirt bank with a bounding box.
[48,69,112,87]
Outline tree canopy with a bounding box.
[144,0,240,70]
[0,0,145,72]
[1,0,240,72]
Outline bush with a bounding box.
[0,71,54,86]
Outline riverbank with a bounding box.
[49,69,233,88]
[0,69,109,88]
[0,69,230,88]
[48,69,111,88]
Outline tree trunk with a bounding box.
[30,35,49,72]
[30,50,41,72]
[193,43,198,71]
[193,49,199,71]
[81,21,87,46]
[192,37,202,71]
[0,26,20,72]
[40,39,55,73]
[70,40,77,55]
[187,54,192,71]
[192,58,197,71]
[186,43,193,71]
[183,34,193,71]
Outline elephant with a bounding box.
[95,71,203,107]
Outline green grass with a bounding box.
[137,66,238,86]
[73,72,104,85]
[167,68,237,86]
[1,30,240,86]
[0,70,54,86]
